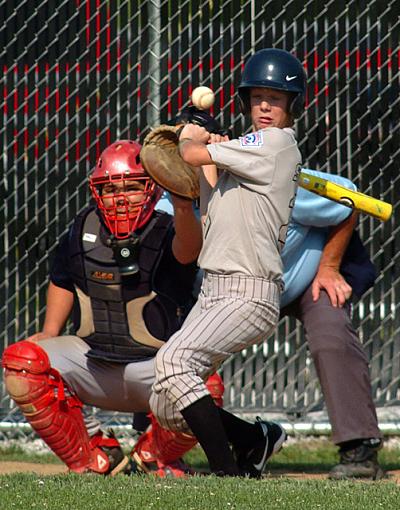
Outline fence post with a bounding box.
[147,0,161,128]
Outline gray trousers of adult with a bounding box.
[38,336,155,436]
[281,285,382,444]
[150,272,280,433]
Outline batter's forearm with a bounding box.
[179,139,213,167]
[178,123,213,166]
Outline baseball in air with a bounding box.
[191,86,215,110]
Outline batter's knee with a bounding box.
[149,391,190,434]
[155,340,209,385]
[155,343,187,375]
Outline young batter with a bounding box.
[150,49,305,477]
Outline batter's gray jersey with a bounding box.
[200,127,301,283]
[150,127,302,432]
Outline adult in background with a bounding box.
[279,168,383,480]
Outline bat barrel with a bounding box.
[298,172,393,222]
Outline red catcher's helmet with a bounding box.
[89,140,162,239]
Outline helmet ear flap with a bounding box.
[289,94,305,118]
[238,90,250,114]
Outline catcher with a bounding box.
[1,139,222,476]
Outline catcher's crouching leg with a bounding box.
[2,340,125,475]
[131,413,197,477]
[131,372,225,477]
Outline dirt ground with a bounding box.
[1,461,400,482]
[0,461,67,475]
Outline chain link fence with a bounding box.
[1,0,399,439]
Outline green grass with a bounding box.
[184,438,400,473]
[0,473,399,510]
[3,438,400,470]
[1,440,400,510]
[0,444,61,464]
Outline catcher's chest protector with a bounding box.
[68,208,179,362]
[2,341,109,473]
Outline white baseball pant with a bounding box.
[150,272,280,432]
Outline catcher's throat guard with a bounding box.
[140,125,201,200]
[108,234,140,276]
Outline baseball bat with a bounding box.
[299,171,392,222]
[181,93,392,222]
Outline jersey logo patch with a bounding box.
[239,131,263,147]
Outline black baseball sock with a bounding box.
[181,395,239,476]
[337,439,364,452]
[217,407,264,449]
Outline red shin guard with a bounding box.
[205,372,225,408]
[134,413,198,465]
[2,340,109,474]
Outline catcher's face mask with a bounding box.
[89,140,162,239]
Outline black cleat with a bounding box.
[235,418,287,478]
[329,438,385,480]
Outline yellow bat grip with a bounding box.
[298,172,392,222]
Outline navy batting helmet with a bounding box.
[238,48,307,118]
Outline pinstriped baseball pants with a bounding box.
[149,272,281,432]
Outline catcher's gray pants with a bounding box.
[150,272,280,432]
[39,336,155,436]
[282,285,382,444]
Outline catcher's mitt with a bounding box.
[140,124,200,200]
